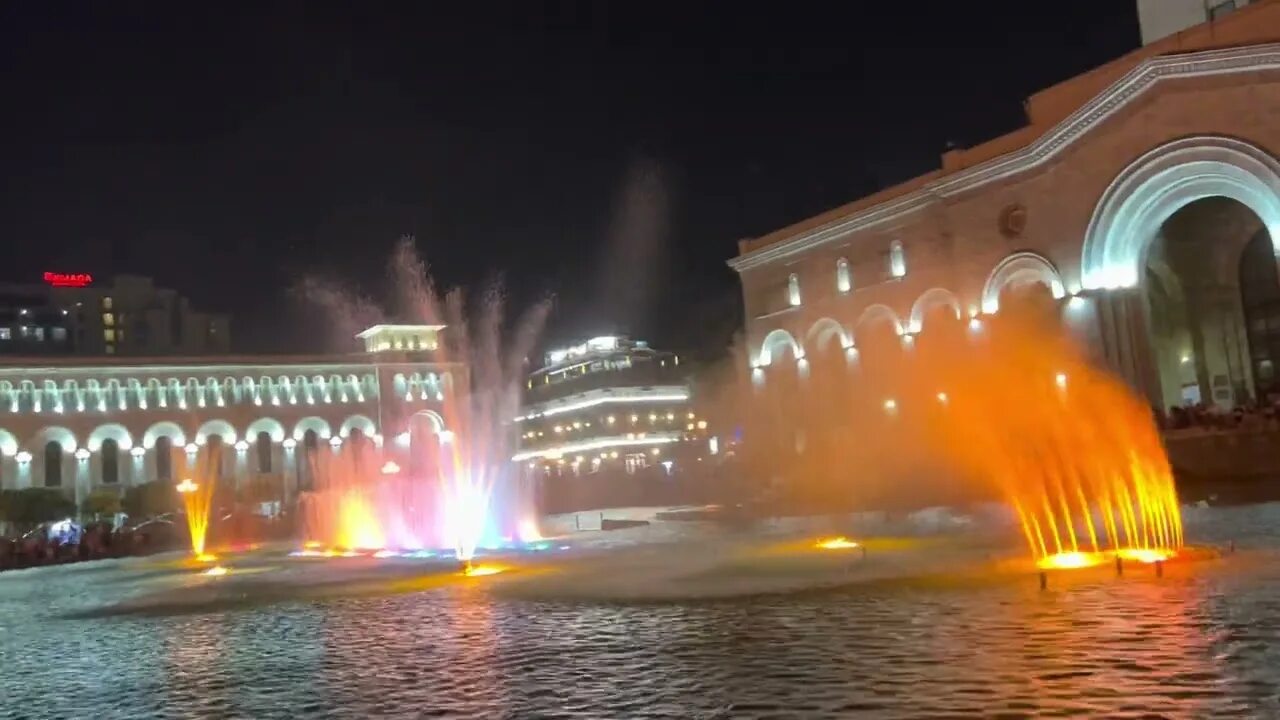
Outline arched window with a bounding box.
[205,435,224,480]
[787,273,802,307]
[300,429,318,491]
[155,436,173,482]
[256,431,272,473]
[101,438,119,484]
[44,441,63,487]
[836,258,852,293]
[888,240,907,278]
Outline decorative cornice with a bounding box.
[729,43,1280,273]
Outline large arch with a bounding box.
[142,421,187,449]
[0,429,18,457]
[27,426,77,453]
[86,423,134,452]
[908,288,963,333]
[756,328,803,366]
[291,416,333,441]
[195,419,238,445]
[981,252,1067,314]
[804,317,852,353]
[1082,136,1280,290]
[245,417,287,443]
[853,303,904,339]
[339,414,378,439]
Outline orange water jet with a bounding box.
[915,306,1184,565]
[176,477,215,558]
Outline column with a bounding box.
[1094,288,1162,410]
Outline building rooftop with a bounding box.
[732,0,1280,266]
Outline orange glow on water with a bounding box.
[1038,547,1173,570]
[462,563,504,577]
[195,553,218,563]
[816,537,859,550]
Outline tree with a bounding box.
[0,488,77,532]
[122,481,176,519]
[82,488,122,519]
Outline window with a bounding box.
[44,441,63,487]
[256,431,272,473]
[51,327,67,342]
[104,329,115,342]
[103,312,114,326]
[1210,0,1237,20]
[101,439,119,484]
[889,240,907,279]
[155,436,173,482]
[102,296,113,310]
[0,328,10,340]
[836,258,852,293]
[33,327,45,342]
[787,273,802,307]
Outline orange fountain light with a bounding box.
[463,563,504,577]
[911,307,1184,570]
[176,477,215,558]
[816,536,859,550]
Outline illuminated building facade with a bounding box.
[0,324,459,510]
[0,274,229,357]
[515,336,709,510]
[730,2,1280,415]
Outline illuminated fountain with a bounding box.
[909,306,1185,570]
[296,239,548,565]
[176,449,221,562]
[176,444,227,574]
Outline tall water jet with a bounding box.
[176,445,221,561]
[297,239,548,561]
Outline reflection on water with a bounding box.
[3,506,1280,718]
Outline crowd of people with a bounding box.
[0,510,293,572]
[1161,399,1280,433]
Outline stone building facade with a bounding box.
[730,3,1280,414]
[0,324,460,508]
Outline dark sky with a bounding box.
[0,1,1140,359]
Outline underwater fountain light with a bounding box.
[204,566,228,577]
[816,537,859,550]
[380,460,401,475]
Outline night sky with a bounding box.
[0,2,1139,361]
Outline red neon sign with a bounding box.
[43,272,93,288]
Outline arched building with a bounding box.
[0,324,461,509]
[729,5,1280,415]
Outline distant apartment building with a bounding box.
[0,273,230,357]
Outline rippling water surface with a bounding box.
[4,504,1280,719]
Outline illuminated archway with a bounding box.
[339,414,378,439]
[756,328,802,366]
[804,317,851,353]
[195,419,238,445]
[853,303,904,341]
[908,288,962,333]
[1082,136,1280,290]
[245,417,286,443]
[982,252,1066,314]
[291,416,333,441]
[142,421,186,449]
[87,423,134,452]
